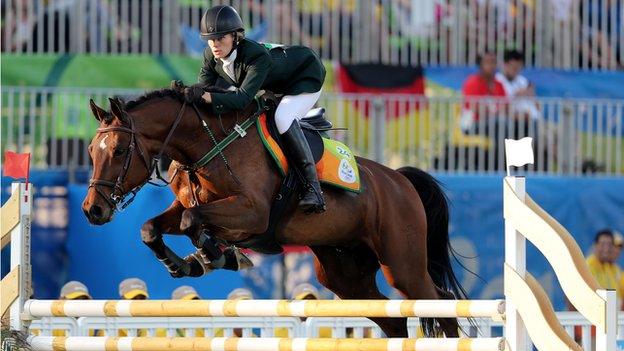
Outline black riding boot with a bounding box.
[282,120,326,213]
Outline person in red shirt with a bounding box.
[460,51,506,134]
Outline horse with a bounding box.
[82,86,467,338]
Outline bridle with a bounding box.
[88,96,264,212]
[88,103,187,211]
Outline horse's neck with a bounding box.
[133,100,208,164]
[137,100,258,167]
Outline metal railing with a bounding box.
[29,313,624,349]
[2,0,623,70]
[2,86,623,175]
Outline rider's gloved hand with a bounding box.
[184,84,206,104]
[170,80,184,90]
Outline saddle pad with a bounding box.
[257,114,361,193]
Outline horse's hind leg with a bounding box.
[311,244,408,337]
[377,224,460,337]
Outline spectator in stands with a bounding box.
[118,278,166,337]
[172,285,200,301]
[227,287,253,301]
[461,51,506,133]
[610,231,624,265]
[60,280,92,300]
[581,0,622,69]
[1,0,37,52]
[119,277,149,300]
[460,51,506,170]
[274,283,332,337]
[495,49,541,143]
[571,229,623,341]
[31,281,101,337]
[171,285,204,337]
[213,288,255,337]
[609,231,624,310]
[586,230,622,302]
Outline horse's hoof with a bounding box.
[184,252,213,277]
[169,270,186,278]
[223,247,254,271]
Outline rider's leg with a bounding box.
[275,91,326,213]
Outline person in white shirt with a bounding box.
[495,49,542,121]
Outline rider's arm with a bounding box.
[209,49,271,115]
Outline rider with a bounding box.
[185,5,326,214]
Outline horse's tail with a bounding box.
[397,166,468,335]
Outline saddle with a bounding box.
[230,98,360,254]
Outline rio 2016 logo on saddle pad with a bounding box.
[257,114,361,193]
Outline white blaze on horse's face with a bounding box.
[99,135,109,150]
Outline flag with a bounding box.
[3,151,31,181]
[336,63,426,119]
[505,138,534,173]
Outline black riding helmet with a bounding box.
[200,5,244,41]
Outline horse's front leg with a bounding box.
[140,200,207,277]
[180,195,268,270]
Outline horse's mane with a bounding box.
[120,86,230,110]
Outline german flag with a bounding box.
[333,63,433,167]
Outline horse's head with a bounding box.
[82,98,153,224]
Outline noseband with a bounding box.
[89,103,187,211]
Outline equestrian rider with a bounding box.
[185,5,326,214]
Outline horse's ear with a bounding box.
[89,99,107,122]
[108,97,127,123]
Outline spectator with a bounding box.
[460,51,507,134]
[571,229,622,342]
[460,51,507,170]
[1,0,37,52]
[213,288,255,337]
[610,231,624,265]
[172,285,200,301]
[274,283,332,337]
[495,49,542,157]
[610,231,624,309]
[171,285,204,337]
[118,278,166,337]
[496,49,541,122]
[581,0,622,69]
[31,281,101,337]
[60,280,92,300]
[291,283,320,300]
[227,288,253,301]
[119,277,149,300]
[586,230,622,304]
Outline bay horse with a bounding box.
[82,87,467,337]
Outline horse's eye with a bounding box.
[113,148,127,157]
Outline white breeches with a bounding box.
[274,90,322,134]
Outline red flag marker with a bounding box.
[3,151,31,198]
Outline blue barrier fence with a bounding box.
[2,172,623,308]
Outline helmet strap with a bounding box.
[224,32,240,58]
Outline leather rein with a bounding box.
[88,103,187,211]
[88,99,265,212]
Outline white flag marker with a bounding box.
[505,137,534,176]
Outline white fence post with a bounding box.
[596,289,617,351]
[9,182,33,332]
[504,176,528,351]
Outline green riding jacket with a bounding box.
[198,38,326,115]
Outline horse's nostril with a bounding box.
[90,205,103,219]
